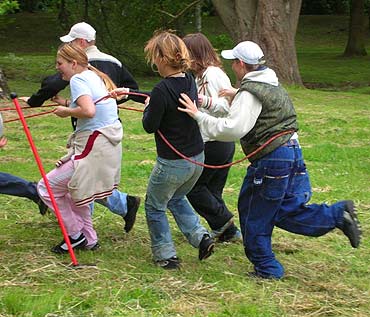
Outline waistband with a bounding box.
[281,138,300,147]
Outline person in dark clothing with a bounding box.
[24,73,69,107]
[20,22,140,107]
[20,22,141,233]
[0,114,48,215]
[183,33,242,243]
[111,31,215,270]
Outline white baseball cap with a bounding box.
[60,22,96,43]
[221,41,265,65]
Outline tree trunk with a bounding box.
[195,1,202,32]
[0,68,10,100]
[343,0,368,56]
[58,0,70,30]
[212,0,302,85]
[84,0,89,21]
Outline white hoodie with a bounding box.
[194,67,279,142]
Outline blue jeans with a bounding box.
[145,152,208,261]
[238,141,345,279]
[95,189,128,217]
[0,172,39,203]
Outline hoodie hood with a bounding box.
[244,66,279,86]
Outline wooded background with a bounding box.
[0,0,369,98]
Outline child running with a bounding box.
[183,33,242,242]
[37,43,123,253]
[112,31,215,269]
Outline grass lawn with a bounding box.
[0,11,369,317]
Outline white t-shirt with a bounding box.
[70,70,119,132]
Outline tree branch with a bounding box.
[158,0,203,24]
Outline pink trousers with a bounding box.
[37,159,97,247]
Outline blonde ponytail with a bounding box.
[88,64,117,92]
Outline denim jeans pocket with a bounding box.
[151,163,169,185]
[288,164,312,201]
[260,167,290,200]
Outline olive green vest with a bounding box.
[238,80,298,161]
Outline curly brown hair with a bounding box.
[144,30,191,72]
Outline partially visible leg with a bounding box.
[145,160,177,262]
[187,141,235,230]
[167,152,214,260]
[276,147,360,247]
[169,153,208,248]
[0,171,38,202]
[0,172,48,214]
[238,165,285,279]
[96,189,140,232]
[96,189,128,217]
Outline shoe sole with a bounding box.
[51,242,87,254]
[344,201,362,248]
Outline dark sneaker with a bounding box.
[210,218,234,239]
[218,228,242,243]
[51,233,87,254]
[37,198,48,216]
[198,234,215,260]
[156,256,181,270]
[124,195,141,233]
[337,200,361,248]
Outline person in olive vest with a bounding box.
[178,41,361,279]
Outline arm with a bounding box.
[22,73,69,107]
[54,75,96,118]
[142,87,165,133]
[198,68,233,115]
[179,90,262,142]
[54,95,95,119]
[110,87,151,105]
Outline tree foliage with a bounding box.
[0,0,19,15]
[301,0,349,14]
[56,0,200,74]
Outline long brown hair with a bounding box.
[183,33,222,76]
[144,30,191,72]
[57,43,116,91]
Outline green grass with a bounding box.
[0,11,370,317]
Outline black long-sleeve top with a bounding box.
[142,73,204,160]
